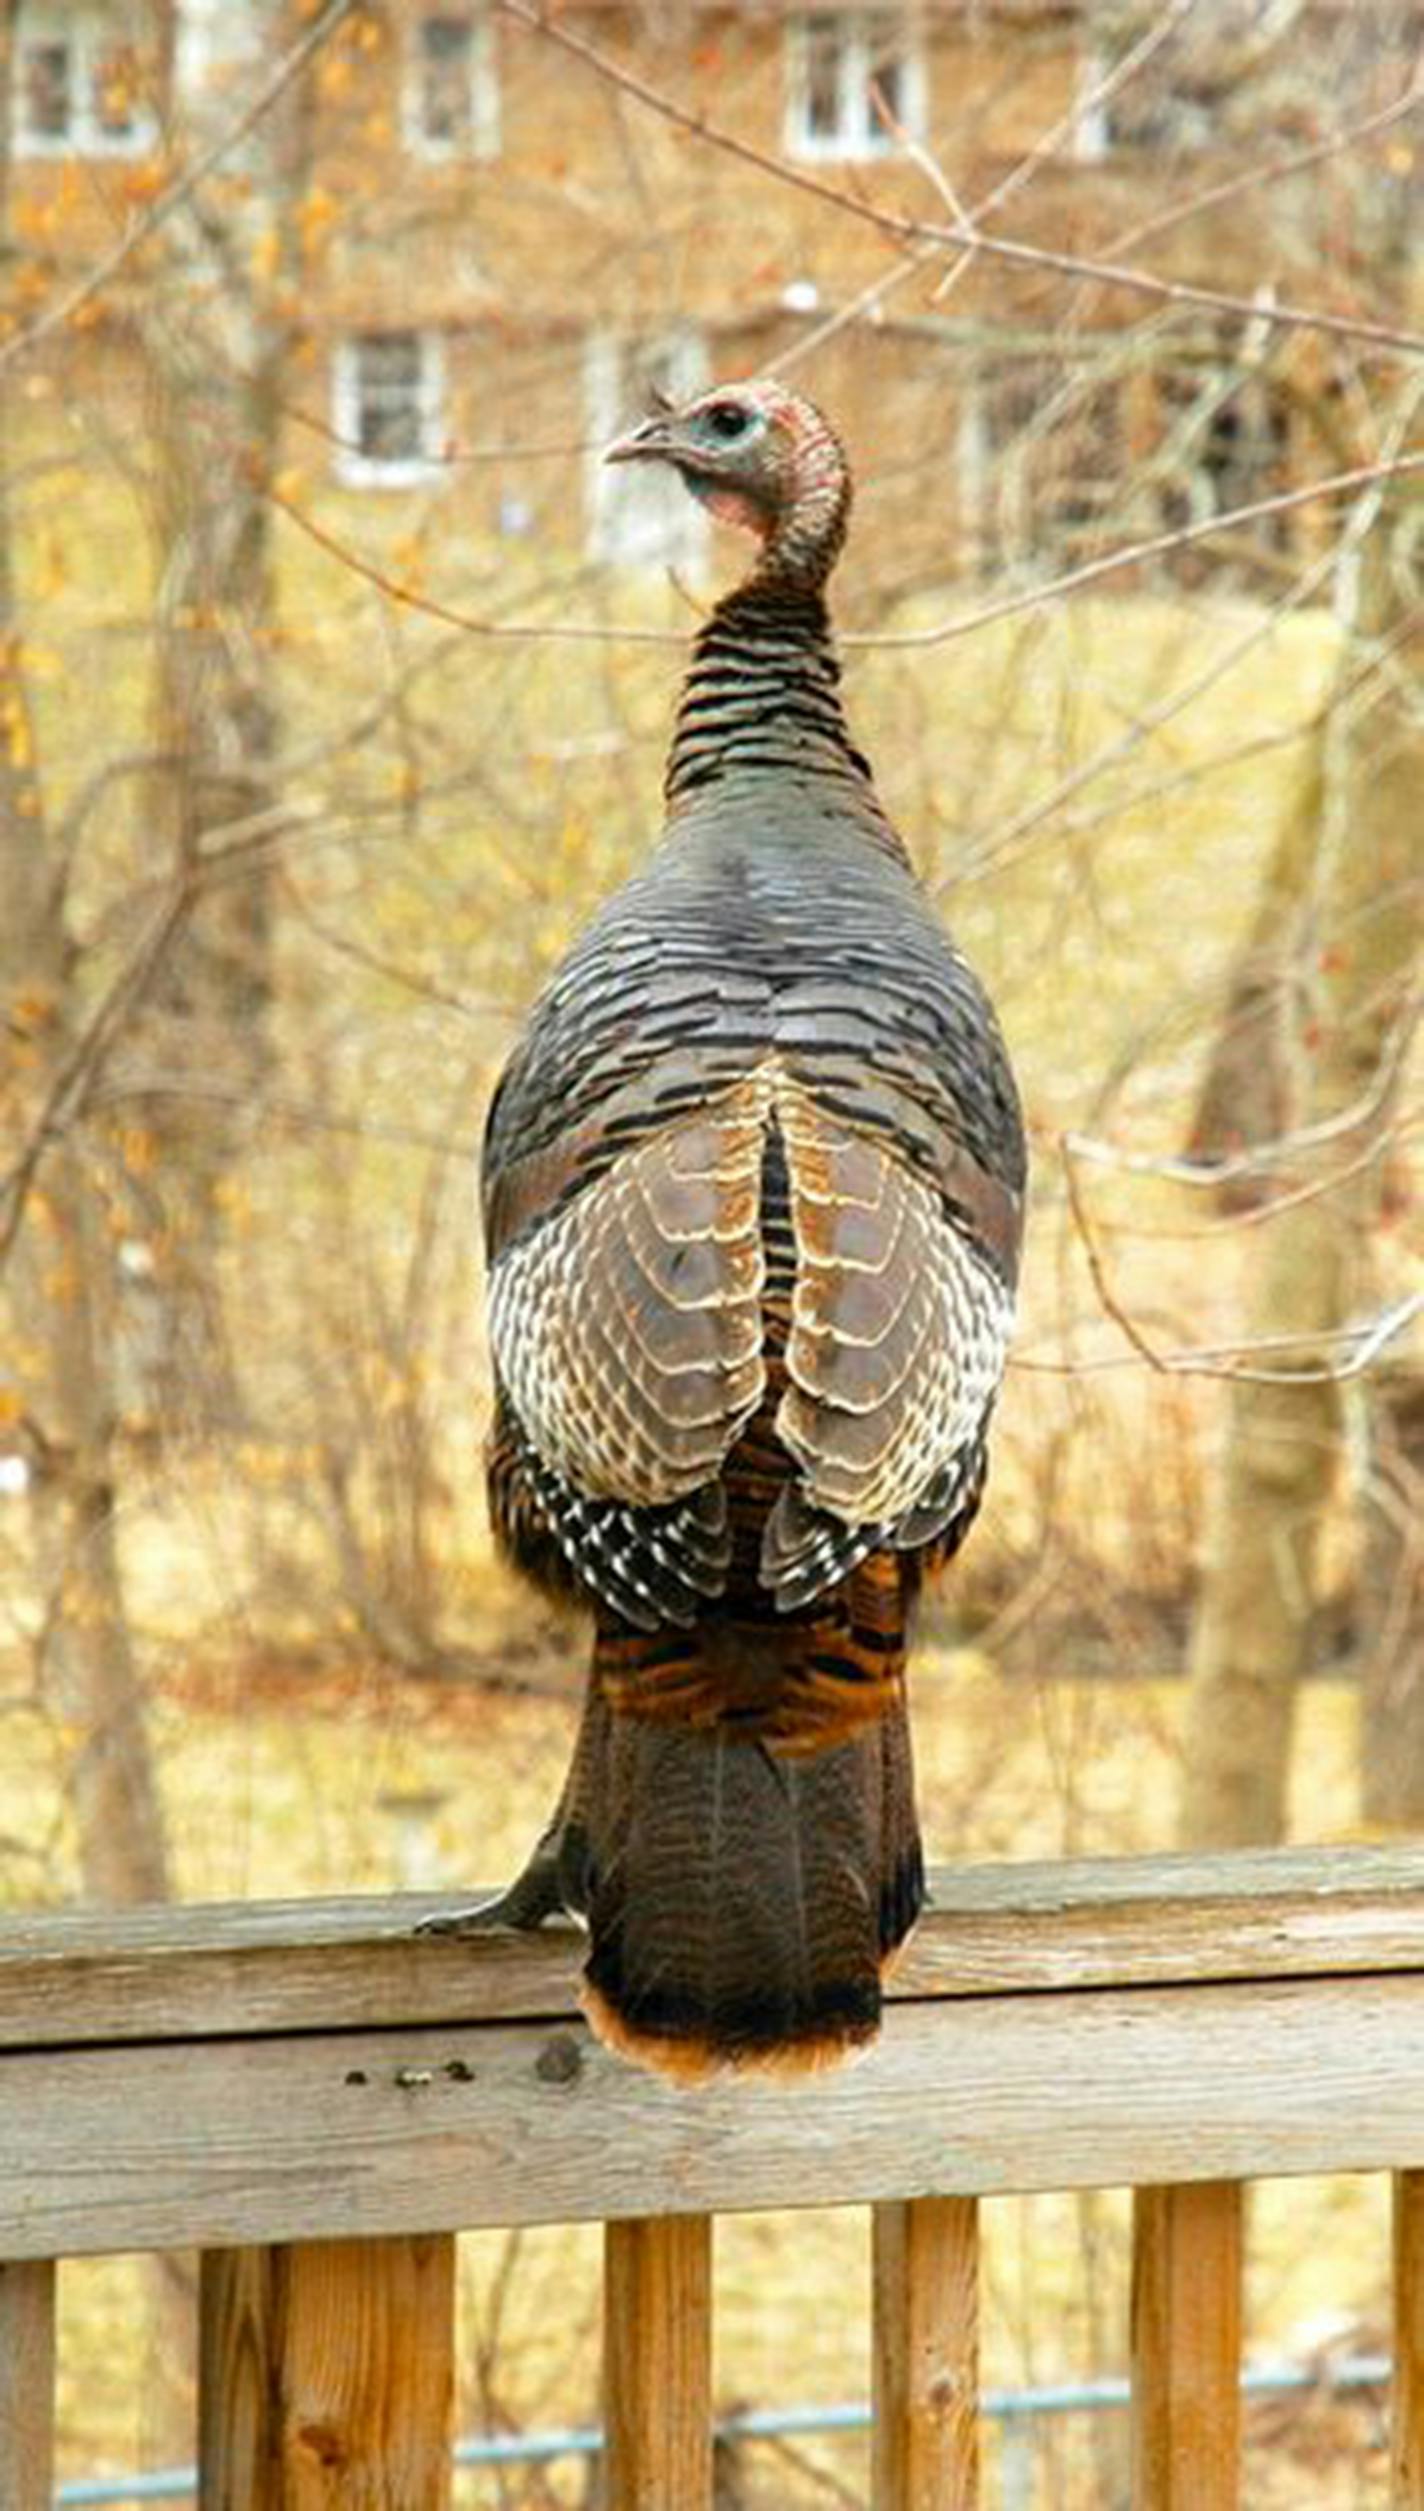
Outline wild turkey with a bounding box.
[431,379,1026,2082]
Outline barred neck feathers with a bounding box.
[666,579,876,808]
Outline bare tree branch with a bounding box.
[0,881,195,1271]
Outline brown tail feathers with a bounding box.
[547,1631,924,2085]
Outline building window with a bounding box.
[1152,356,1291,580]
[1072,39,1215,159]
[12,8,152,158]
[960,359,1125,577]
[785,14,924,161]
[404,12,499,159]
[333,333,447,488]
[585,330,710,574]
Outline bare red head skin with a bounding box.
[605,378,852,593]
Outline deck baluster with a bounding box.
[872,2194,979,2509]
[604,2213,713,2510]
[0,2258,55,2511]
[198,2234,455,2505]
[1394,2171,1424,2507]
[1131,2181,1243,2508]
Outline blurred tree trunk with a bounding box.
[1182,786,1315,1208]
[1360,1365,1424,1829]
[127,0,315,1427]
[1180,54,1421,1846]
[1350,495,1424,1827]
[0,7,168,1903]
[1178,462,1422,1850]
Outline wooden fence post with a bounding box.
[199,2234,455,2507]
[1394,2171,1424,2507]
[1131,2181,1242,2510]
[0,2258,55,2511]
[604,2213,713,2510]
[872,2195,979,2510]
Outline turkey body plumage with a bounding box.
[449,388,1025,2083]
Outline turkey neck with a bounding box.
[665,576,877,811]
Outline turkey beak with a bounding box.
[605,414,677,468]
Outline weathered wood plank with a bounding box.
[1131,2182,1242,2509]
[0,2258,55,2511]
[3,1975,1423,2261]
[1394,2171,1424,2508]
[872,2196,978,2510]
[3,1845,1424,2050]
[198,2236,454,2507]
[604,2215,712,2511]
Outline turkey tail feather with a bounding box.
[566,1635,923,2084]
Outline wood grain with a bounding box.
[4,1974,1424,2261]
[1131,2182,1242,2509]
[0,2258,55,2511]
[2,1845,1424,2051]
[604,2215,712,2510]
[1395,2172,1424,2508]
[872,2196,978,2509]
[199,2248,276,2503]
[198,2237,454,2507]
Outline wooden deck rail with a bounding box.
[4,1843,1424,2506]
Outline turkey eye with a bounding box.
[705,404,751,441]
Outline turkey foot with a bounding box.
[416,1827,574,1936]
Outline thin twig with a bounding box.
[1061,1138,1422,1385]
[866,450,1424,652]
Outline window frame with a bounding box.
[12,7,155,160]
[402,10,500,162]
[1071,45,1112,163]
[332,331,448,491]
[584,328,711,574]
[784,12,925,163]
[1152,356,1292,564]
